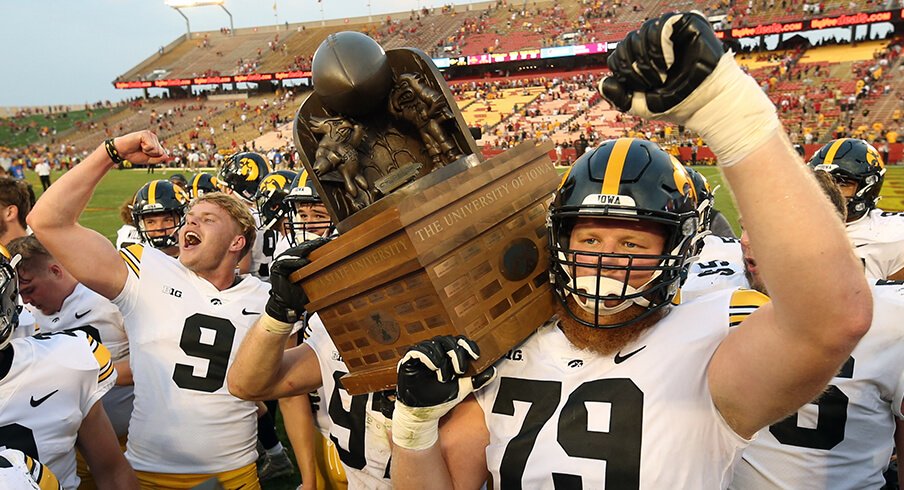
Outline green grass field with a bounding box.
[0,108,113,148]
[18,164,904,490]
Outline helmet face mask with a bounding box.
[132,180,188,250]
[219,152,272,202]
[808,138,885,222]
[253,170,297,231]
[0,247,20,351]
[284,170,333,245]
[549,139,700,330]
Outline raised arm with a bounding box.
[27,131,169,299]
[599,12,871,437]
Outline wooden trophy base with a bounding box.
[290,141,558,394]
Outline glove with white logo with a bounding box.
[264,237,330,328]
[392,335,496,450]
[598,12,780,166]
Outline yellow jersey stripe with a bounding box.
[601,138,634,195]
[91,340,115,383]
[728,289,770,327]
[119,250,140,277]
[823,138,849,165]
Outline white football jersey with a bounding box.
[12,301,37,340]
[249,210,278,281]
[0,331,115,490]
[33,283,132,439]
[697,234,743,266]
[0,448,62,490]
[474,289,767,489]
[846,208,904,279]
[114,244,269,474]
[730,279,904,490]
[680,258,749,303]
[114,224,141,250]
[305,314,393,489]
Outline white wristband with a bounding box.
[391,400,444,451]
[259,313,294,335]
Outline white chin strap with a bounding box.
[560,250,659,315]
[294,230,322,245]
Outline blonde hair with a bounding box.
[187,192,257,258]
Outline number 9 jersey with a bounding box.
[114,244,269,475]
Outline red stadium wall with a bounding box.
[483,144,904,166]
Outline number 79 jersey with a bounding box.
[474,289,762,489]
[114,244,269,474]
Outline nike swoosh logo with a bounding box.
[614,346,646,364]
[74,310,91,319]
[30,390,59,407]
[241,308,260,316]
[855,243,868,248]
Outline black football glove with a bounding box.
[600,12,724,114]
[392,335,497,450]
[265,237,330,323]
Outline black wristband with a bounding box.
[104,138,124,164]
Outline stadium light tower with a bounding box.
[165,0,234,39]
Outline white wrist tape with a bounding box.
[259,313,294,335]
[628,52,781,167]
[391,376,477,451]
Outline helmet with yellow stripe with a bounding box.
[131,180,188,249]
[285,170,333,245]
[548,138,700,329]
[219,152,272,202]
[0,244,19,351]
[254,170,297,231]
[808,138,885,222]
[188,173,220,200]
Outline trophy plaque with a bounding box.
[291,31,558,394]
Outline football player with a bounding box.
[131,179,189,258]
[115,198,141,250]
[0,178,37,338]
[228,242,394,489]
[727,170,904,490]
[168,173,189,191]
[0,245,138,489]
[283,171,334,245]
[389,12,871,488]
[808,138,904,280]
[8,235,133,439]
[218,151,273,279]
[249,169,300,482]
[28,131,271,489]
[252,169,348,489]
[0,448,62,490]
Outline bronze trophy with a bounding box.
[290,31,558,394]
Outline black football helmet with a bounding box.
[285,170,333,245]
[808,138,885,222]
[218,152,272,202]
[683,165,715,231]
[549,138,700,329]
[0,245,20,351]
[254,170,297,231]
[169,173,188,190]
[189,172,220,200]
[131,180,189,249]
